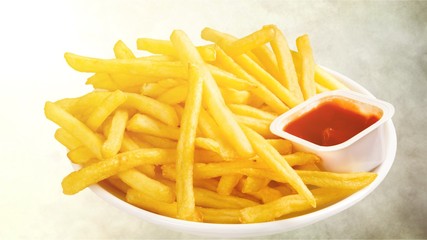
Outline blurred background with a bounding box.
[0,0,426,239]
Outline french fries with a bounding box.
[45,25,377,224]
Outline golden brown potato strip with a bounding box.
[45,102,103,160]
[64,52,187,79]
[174,64,204,221]
[240,188,353,223]
[296,34,316,100]
[62,148,176,194]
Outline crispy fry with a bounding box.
[173,63,204,221]
[123,93,179,127]
[119,169,175,203]
[217,174,243,196]
[228,103,277,121]
[296,35,316,100]
[62,148,176,194]
[240,188,353,223]
[127,114,180,140]
[45,102,103,160]
[64,52,187,79]
[86,90,127,131]
[54,128,82,150]
[67,146,95,164]
[101,109,128,158]
[136,38,216,62]
[225,26,276,57]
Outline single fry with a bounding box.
[54,128,82,150]
[86,90,127,131]
[64,52,187,79]
[240,188,353,223]
[136,38,216,62]
[225,25,276,57]
[124,93,179,127]
[228,104,277,121]
[45,102,103,160]
[174,64,204,221]
[315,65,348,90]
[119,169,175,203]
[102,109,128,158]
[62,148,176,194]
[296,34,316,100]
[217,174,242,196]
[156,84,188,105]
[127,114,180,140]
[67,146,95,164]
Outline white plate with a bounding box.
[87,66,397,238]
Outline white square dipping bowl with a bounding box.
[270,89,395,173]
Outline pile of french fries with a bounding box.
[45,25,375,223]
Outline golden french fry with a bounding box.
[123,93,179,127]
[171,29,254,158]
[130,133,177,149]
[251,186,283,203]
[119,169,175,203]
[234,115,275,138]
[270,25,303,101]
[54,128,82,150]
[86,72,119,91]
[101,109,128,158]
[221,88,251,105]
[296,35,316,100]
[217,174,242,196]
[240,188,353,223]
[127,189,178,218]
[194,187,258,209]
[114,40,136,59]
[197,108,239,160]
[156,84,188,105]
[86,90,127,131]
[228,103,277,121]
[127,114,180,140]
[297,170,377,189]
[266,139,293,155]
[315,65,348,90]
[241,176,270,193]
[45,102,103,160]
[64,52,187,79]
[225,25,276,57]
[316,82,331,93]
[67,146,95,164]
[198,208,241,224]
[173,63,204,221]
[62,148,176,194]
[136,38,216,62]
[208,64,256,91]
[241,125,316,207]
[195,137,221,153]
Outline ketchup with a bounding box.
[283,100,380,146]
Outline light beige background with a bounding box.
[0,0,426,239]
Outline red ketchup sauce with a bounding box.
[283,100,380,146]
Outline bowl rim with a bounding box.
[86,66,397,238]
